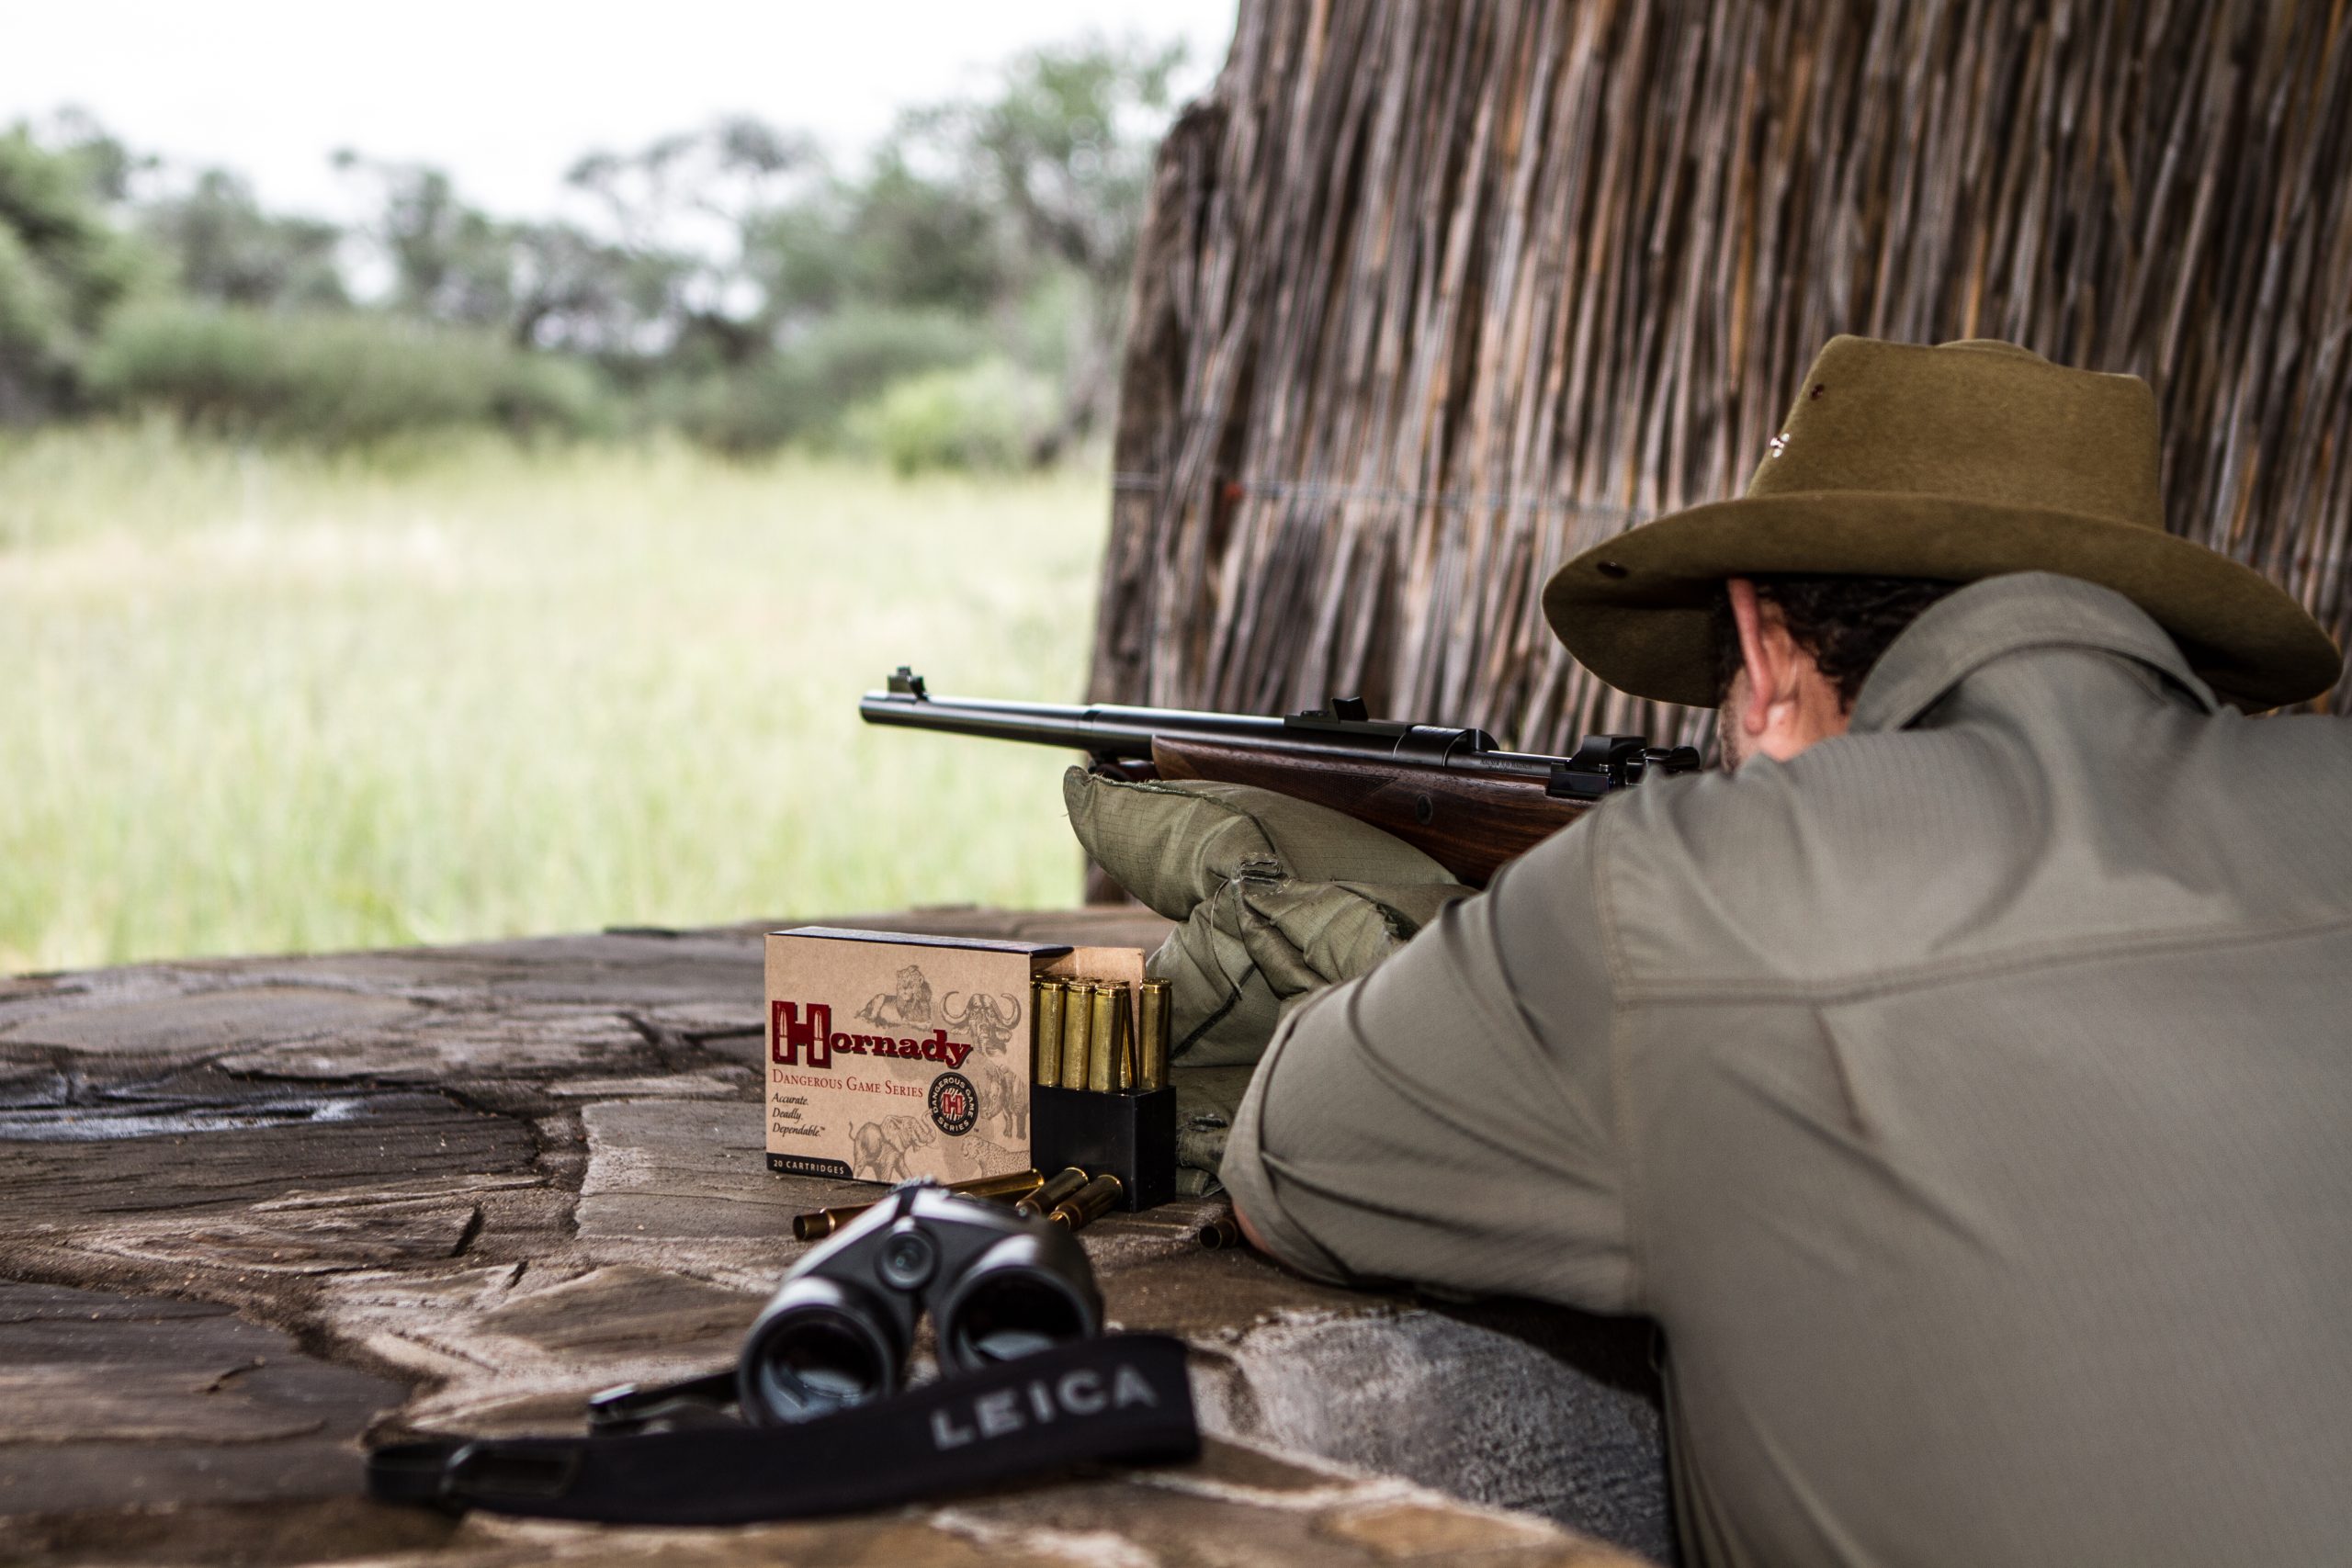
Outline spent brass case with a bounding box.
[789,1168,1045,1242]
[1196,1211,1241,1249]
[1136,979,1169,1091]
[1086,983,1122,1093]
[1048,1171,1125,1231]
[1014,1165,1091,1219]
[951,1168,1048,1204]
[1032,977,1066,1086]
[1057,982,1094,1089]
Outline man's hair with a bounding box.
[1711,575,1962,707]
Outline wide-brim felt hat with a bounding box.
[1542,336,2342,711]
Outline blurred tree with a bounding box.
[0,116,150,420]
[334,153,676,356]
[941,37,1184,290]
[567,115,821,365]
[569,117,817,249]
[888,36,1188,457]
[738,195,855,323]
[837,154,1008,315]
[333,153,520,328]
[503,220,677,354]
[140,169,347,310]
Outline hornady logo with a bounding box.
[771,1001,974,1071]
[928,1362,1161,1450]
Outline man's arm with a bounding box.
[1217,816,1638,1311]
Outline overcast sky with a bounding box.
[0,1,1237,221]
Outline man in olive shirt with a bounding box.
[1218,339,2352,1565]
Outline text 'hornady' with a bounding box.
[771,1001,973,1071]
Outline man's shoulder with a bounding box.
[1586,726,2016,992]
[1586,709,2352,997]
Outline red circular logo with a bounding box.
[928,1072,978,1136]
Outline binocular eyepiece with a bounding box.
[738,1181,1103,1425]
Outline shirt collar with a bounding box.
[1849,571,2218,733]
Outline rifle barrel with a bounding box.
[858,684,1574,784]
[858,690,1290,759]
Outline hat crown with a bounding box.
[1748,336,2165,531]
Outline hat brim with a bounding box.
[1543,492,2343,712]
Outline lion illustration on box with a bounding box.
[855,964,933,1029]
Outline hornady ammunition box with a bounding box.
[764,927,1143,1185]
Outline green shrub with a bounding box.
[85,302,609,445]
[842,357,1056,474]
[0,127,151,416]
[666,306,988,453]
[0,224,74,378]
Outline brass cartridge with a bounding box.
[1197,1213,1241,1249]
[1057,982,1093,1089]
[1135,979,1170,1091]
[1086,983,1123,1092]
[1014,1165,1091,1219]
[1063,982,1095,1090]
[1115,983,1135,1089]
[1047,1171,1125,1231]
[1114,989,1135,1090]
[790,1168,1045,1243]
[1032,977,1065,1085]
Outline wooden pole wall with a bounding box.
[1091,0,2352,746]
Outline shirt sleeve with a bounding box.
[1220,811,1638,1313]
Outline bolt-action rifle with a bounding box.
[860,668,1702,887]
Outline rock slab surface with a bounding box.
[0,907,1667,1565]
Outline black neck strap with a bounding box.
[368,1334,1197,1525]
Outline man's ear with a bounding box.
[1727,578,1854,763]
[1726,577,1793,742]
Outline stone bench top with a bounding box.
[0,907,1666,1566]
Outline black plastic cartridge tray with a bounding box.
[1030,1085,1176,1211]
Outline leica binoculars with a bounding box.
[738,1180,1104,1424]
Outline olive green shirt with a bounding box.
[1221,572,2352,1567]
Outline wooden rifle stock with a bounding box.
[1148,737,1589,886]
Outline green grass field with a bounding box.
[0,425,1110,973]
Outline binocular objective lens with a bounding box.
[940,1269,1094,1368]
[782,1319,882,1392]
[749,1313,892,1421]
[740,1277,905,1426]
